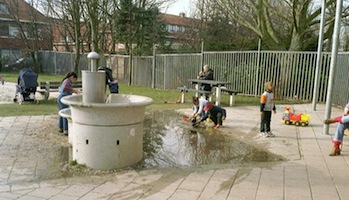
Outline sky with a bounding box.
[161,0,192,16]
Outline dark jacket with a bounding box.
[199,68,214,91]
[98,67,113,85]
[200,106,226,122]
[199,68,214,81]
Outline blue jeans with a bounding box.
[333,115,349,142]
[57,94,69,131]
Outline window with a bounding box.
[37,28,42,39]
[166,24,186,33]
[0,24,8,36]
[9,26,20,37]
[0,3,9,14]
[167,24,178,33]
[60,35,74,43]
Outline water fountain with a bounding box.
[60,52,153,170]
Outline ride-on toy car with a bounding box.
[282,107,310,126]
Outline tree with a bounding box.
[198,1,259,51]
[46,0,85,72]
[214,0,348,51]
[114,0,167,55]
[7,0,52,72]
[85,0,100,52]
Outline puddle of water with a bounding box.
[54,110,283,175]
[29,109,284,182]
[138,110,284,169]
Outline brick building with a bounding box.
[0,0,51,66]
[161,13,200,48]
[51,12,201,53]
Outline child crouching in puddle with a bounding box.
[195,102,226,129]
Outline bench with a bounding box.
[177,86,213,103]
[37,81,82,100]
[221,88,241,106]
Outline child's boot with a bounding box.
[324,116,342,124]
[329,141,341,156]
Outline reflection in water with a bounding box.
[140,110,283,169]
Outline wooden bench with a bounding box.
[177,86,213,103]
[221,88,241,106]
[37,81,82,100]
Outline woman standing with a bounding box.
[57,72,79,135]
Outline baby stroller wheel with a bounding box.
[18,93,24,105]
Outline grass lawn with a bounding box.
[1,72,61,83]
[0,72,302,117]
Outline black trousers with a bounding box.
[211,112,223,126]
[260,111,272,132]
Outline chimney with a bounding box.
[179,12,186,18]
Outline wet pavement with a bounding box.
[140,110,284,169]
[1,82,349,199]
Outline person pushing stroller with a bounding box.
[13,68,38,103]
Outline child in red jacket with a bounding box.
[196,102,226,129]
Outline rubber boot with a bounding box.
[329,141,341,156]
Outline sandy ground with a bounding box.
[0,81,58,103]
[0,81,17,103]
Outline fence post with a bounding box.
[164,56,166,90]
[200,41,204,71]
[254,39,261,97]
[71,52,74,72]
[54,51,57,75]
[152,44,158,89]
[312,0,326,111]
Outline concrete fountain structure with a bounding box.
[60,52,153,170]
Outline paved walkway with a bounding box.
[1,82,348,199]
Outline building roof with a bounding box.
[161,13,200,28]
[0,0,47,23]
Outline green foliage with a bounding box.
[198,2,259,51]
[204,16,237,51]
[1,73,61,83]
[213,0,340,51]
[114,0,167,56]
[69,160,86,168]
[70,160,78,166]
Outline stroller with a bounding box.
[13,68,38,104]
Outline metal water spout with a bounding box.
[87,52,100,72]
[83,52,105,103]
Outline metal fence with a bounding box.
[39,50,349,107]
[40,51,107,76]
